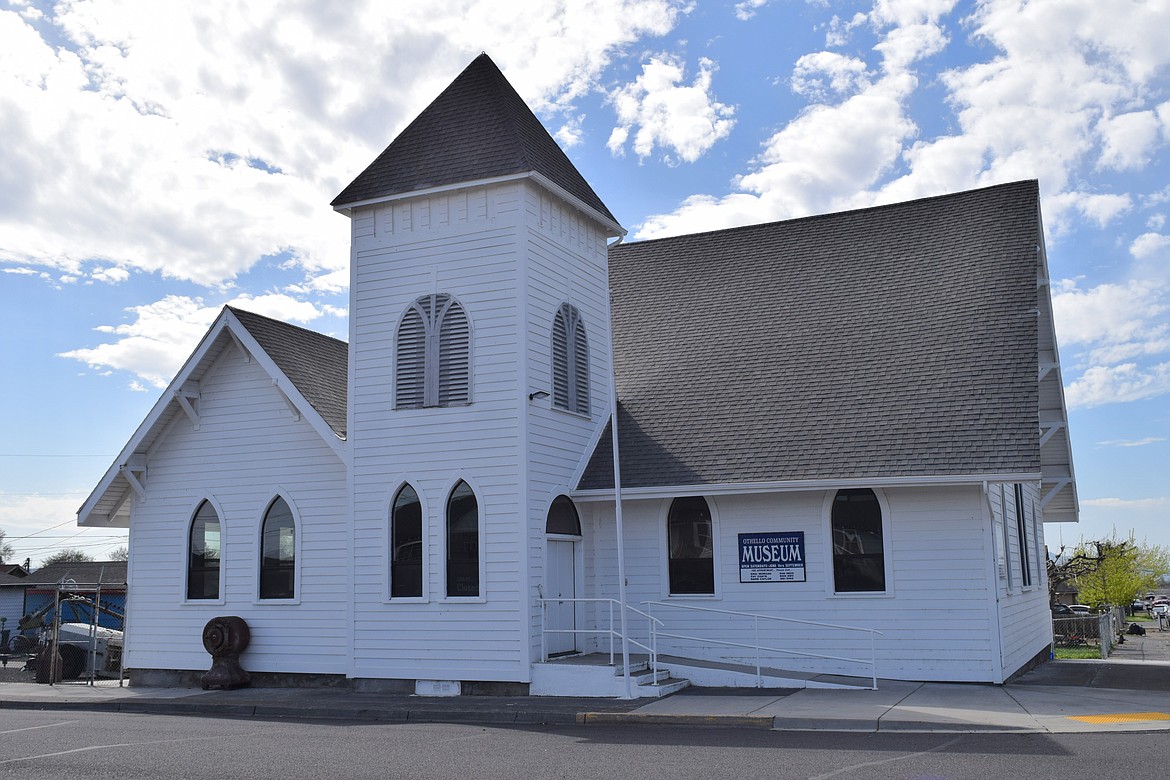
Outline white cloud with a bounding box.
[637,3,948,237]
[1097,110,1162,171]
[1047,191,1132,230]
[1053,278,1170,408]
[57,292,335,389]
[0,0,689,287]
[1096,437,1165,448]
[607,55,735,164]
[734,0,770,22]
[791,52,870,99]
[1064,362,1170,409]
[1052,279,1167,348]
[1131,232,1170,260]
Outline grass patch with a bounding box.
[1054,646,1102,660]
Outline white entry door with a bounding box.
[547,539,577,656]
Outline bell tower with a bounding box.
[331,54,624,683]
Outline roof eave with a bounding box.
[571,472,1045,502]
[77,310,350,528]
[331,171,626,238]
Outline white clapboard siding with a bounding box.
[348,182,531,681]
[125,344,349,675]
[521,183,612,663]
[990,482,1053,677]
[580,486,1009,682]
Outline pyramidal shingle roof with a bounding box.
[331,54,616,225]
[228,307,349,438]
[578,181,1044,491]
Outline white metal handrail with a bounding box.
[643,600,884,690]
[538,598,664,682]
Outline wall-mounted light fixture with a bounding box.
[528,389,550,401]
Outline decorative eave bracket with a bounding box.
[119,453,148,502]
[273,380,301,422]
[175,380,201,429]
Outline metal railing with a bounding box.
[538,597,663,672]
[643,601,884,690]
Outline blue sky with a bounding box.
[1,0,1168,567]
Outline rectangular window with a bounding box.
[1014,484,1032,587]
[999,486,1013,589]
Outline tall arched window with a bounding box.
[551,303,589,415]
[391,484,423,598]
[546,495,581,536]
[187,500,221,600]
[260,496,296,600]
[446,481,479,597]
[831,488,886,593]
[396,293,471,408]
[667,496,714,595]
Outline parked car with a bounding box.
[1051,604,1073,615]
[1153,603,1169,617]
[1068,604,1092,614]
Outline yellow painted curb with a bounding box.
[1067,712,1170,724]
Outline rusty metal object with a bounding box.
[200,616,251,690]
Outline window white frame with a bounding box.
[1014,483,1033,588]
[255,491,301,604]
[660,496,720,598]
[395,293,472,409]
[551,303,589,416]
[442,477,484,601]
[387,481,427,602]
[822,488,894,598]
[183,495,226,605]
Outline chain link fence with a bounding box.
[1052,607,1126,659]
[0,582,127,687]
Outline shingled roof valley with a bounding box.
[578,181,1043,491]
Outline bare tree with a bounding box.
[0,527,14,563]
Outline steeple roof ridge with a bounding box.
[332,53,617,226]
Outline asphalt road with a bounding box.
[3,710,1170,780]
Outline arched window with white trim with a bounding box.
[187,500,221,600]
[831,488,886,593]
[391,484,423,598]
[259,496,296,600]
[551,303,589,415]
[396,293,471,409]
[446,481,480,597]
[667,496,714,595]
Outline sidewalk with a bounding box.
[3,658,1169,733]
[4,624,1170,732]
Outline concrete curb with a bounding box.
[0,697,584,726]
[579,711,775,729]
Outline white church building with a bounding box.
[79,54,1078,696]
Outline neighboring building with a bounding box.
[78,54,1077,694]
[0,561,127,640]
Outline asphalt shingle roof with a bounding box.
[229,307,349,438]
[19,561,128,587]
[578,181,1043,490]
[331,54,616,225]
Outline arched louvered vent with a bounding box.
[551,303,589,415]
[396,294,471,408]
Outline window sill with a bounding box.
[383,596,428,604]
[827,591,894,599]
[181,598,226,607]
[253,598,301,606]
[663,593,720,600]
[439,596,486,604]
